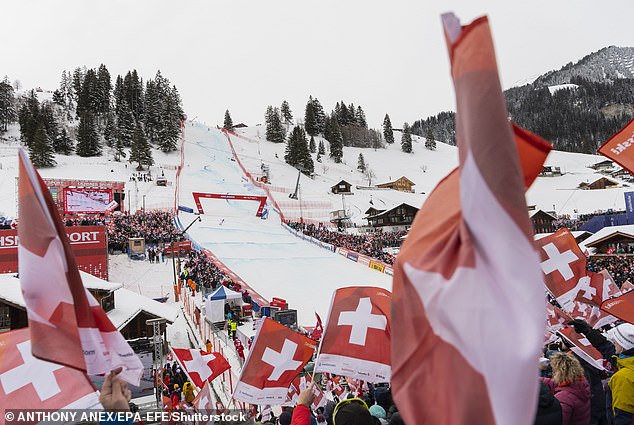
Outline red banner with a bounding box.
[0,225,108,280]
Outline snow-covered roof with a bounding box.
[582,225,634,248]
[529,209,556,220]
[0,273,176,330]
[109,288,179,329]
[534,231,593,241]
[0,270,121,304]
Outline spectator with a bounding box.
[541,352,590,425]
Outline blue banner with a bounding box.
[178,205,195,213]
[626,192,634,221]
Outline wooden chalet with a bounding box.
[331,180,353,195]
[376,176,415,193]
[366,203,419,228]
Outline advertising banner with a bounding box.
[0,226,108,279]
[369,261,386,273]
[357,255,371,267]
[63,188,113,214]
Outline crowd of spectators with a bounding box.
[587,256,634,286]
[286,222,406,265]
[105,210,178,252]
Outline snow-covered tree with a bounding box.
[383,114,394,144]
[401,122,412,153]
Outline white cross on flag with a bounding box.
[172,348,231,389]
[192,381,217,412]
[284,374,325,410]
[314,286,391,383]
[546,303,571,333]
[558,327,606,370]
[0,328,101,413]
[535,229,588,312]
[17,148,143,385]
[391,13,552,425]
[233,317,316,405]
[575,269,621,307]
[621,280,634,294]
[569,300,618,329]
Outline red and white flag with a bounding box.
[391,14,552,425]
[172,348,231,389]
[324,374,348,399]
[535,228,588,312]
[284,374,326,410]
[575,270,621,307]
[598,117,634,173]
[622,280,634,293]
[558,327,606,370]
[601,290,634,325]
[192,381,217,412]
[310,312,323,340]
[17,148,143,384]
[0,328,101,413]
[314,286,391,383]
[569,300,618,329]
[233,317,316,405]
[546,303,570,333]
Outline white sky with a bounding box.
[3,1,634,130]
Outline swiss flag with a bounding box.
[575,270,621,307]
[314,286,391,383]
[233,317,316,405]
[558,327,606,370]
[621,280,634,293]
[0,328,101,414]
[17,149,142,384]
[391,13,552,425]
[284,374,325,410]
[172,348,230,389]
[601,290,634,325]
[546,303,570,333]
[569,300,618,329]
[310,313,323,340]
[598,117,634,174]
[535,228,588,311]
[192,381,217,412]
[324,374,347,399]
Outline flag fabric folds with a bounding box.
[391,13,551,425]
[171,348,231,389]
[233,317,316,405]
[0,328,101,414]
[314,286,391,383]
[17,148,143,384]
[598,117,634,173]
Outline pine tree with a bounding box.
[425,128,436,150]
[76,112,101,157]
[318,140,326,156]
[401,122,413,153]
[312,98,326,134]
[356,106,367,128]
[309,136,316,153]
[29,123,56,167]
[157,84,183,152]
[304,97,318,136]
[55,128,74,155]
[327,116,344,163]
[96,64,112,119]
[285,126,313,175]
[383,114,394,144]
[265,106,285,143]
[129,120,153,170]
[117,101,135,147]
[223,109,234,131]
[0,76,16,132]
[18,90,41,148]
[357,153,366,173]
[281,100,293,124]
[316,151,322,163]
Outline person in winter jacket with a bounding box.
[534,380,563,425]
[541,352,590,425]
[570,319,634,425]
[182,381,195,403]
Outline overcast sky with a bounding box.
[3,1,634,130]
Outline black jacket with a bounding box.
[535,381,563,425]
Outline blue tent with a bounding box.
[204,286,242,322]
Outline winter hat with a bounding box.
[369,405,386,420]
[334,402,373,425]
[278,411,292,425]
[607,323,634,351]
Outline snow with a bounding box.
[547,83,579,95]
[109,287,179,329]
[578,224,634,247]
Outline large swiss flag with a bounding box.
[172,348,230,388]
[535,229,588,311]
[233,318,316,405]
[391,13,552,425]
[17,148,142,384]
[0,328,101,415]
[314,286,391,382]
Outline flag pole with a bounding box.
[311,291,336,387]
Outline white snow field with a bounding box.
[177,123,390,326]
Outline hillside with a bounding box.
[412,46,634,153]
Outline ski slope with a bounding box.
[178,123,390,326]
